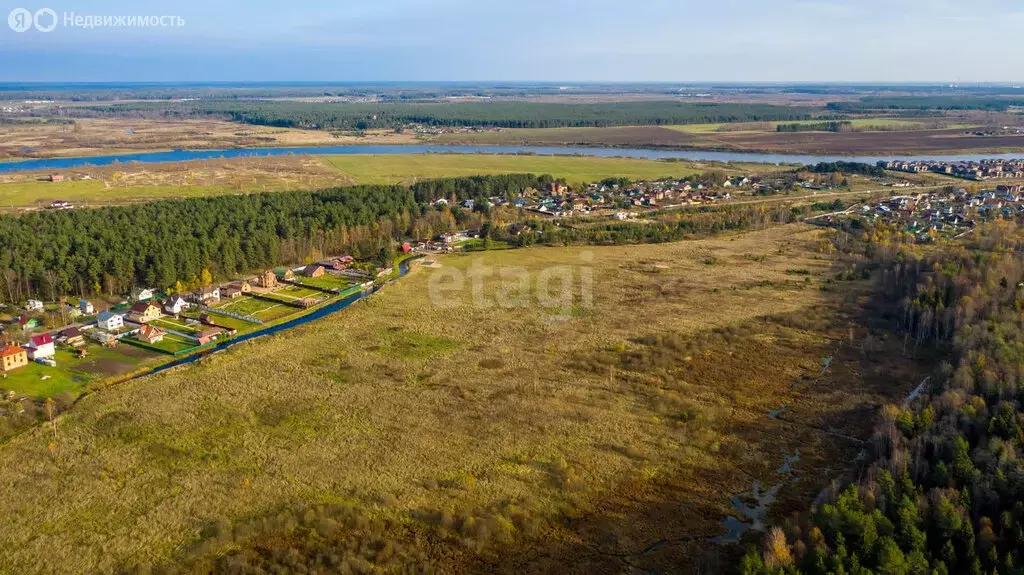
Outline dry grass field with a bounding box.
[0,225,926,572]
[424,123,1024,155]
[0,118,417,160]
[0,155,353,208]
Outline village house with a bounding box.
[23,333,55,360]
[56,326,85,347]
[163,295,190,315]
[79,299,95,315]
[96,312,124,332]
[221,285,243,299]
[256,270,278,289]
[25,299,43,312]
[318,256,354,271]
[128,301,162,324]
[192,286,221,304]
[136,324,166,344]
[275,267,296,281]
[195,327,223,345]
[89,330,118,346]
[302,264,325,278]
[130,287,156,302]
[10,316,38,332]
[0,344,28,373]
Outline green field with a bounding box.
[217,296,294,321]
[124,332,197,355]
[199,312,255,331]
[0,180,242,208]
[149,317,199,334]
[321,154,710,185]
[0,345,158,399]
[292,273,357,291]
[276,285,324,299]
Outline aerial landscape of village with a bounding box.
[4,1,1024,574]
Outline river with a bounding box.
[3,144,1023,173]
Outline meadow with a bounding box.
[0,154,746,209]
[0,224,925,572]
[320,153,760,185]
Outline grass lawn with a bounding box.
[124,333,196,355]
[292,274,356,291]
[217,296,278,317]
[321,154,708,185]
[275,286,324,299]
[0,352,86,399]
[149,317,199,333]
[0,344,160,399]
[199,313,255,331]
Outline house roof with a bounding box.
[59,327,82,338]
[196,286,219,295]
[130,301,156,313]
[137,324,166,339]
[28,333,54,347]
[97,311,120,322]
[0,344,25,358]
[303,264,324,274]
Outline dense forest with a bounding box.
[807,162,886,177]
[70,100,814,130]
[742,222,1024,575]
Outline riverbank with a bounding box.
[3,143,1024,175]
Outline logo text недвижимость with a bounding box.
[8,8,185,32]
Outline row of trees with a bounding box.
[76,100,814,130]
[777,121,853,133]
[743,222,1024,575]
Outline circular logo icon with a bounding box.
[33,8,57,32]
[8,7,32,32]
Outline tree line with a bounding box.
[72,100,814,130]
[777,121,853,133]
[742,221,1024,575]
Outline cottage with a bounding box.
[195,327,223,345]
[163,296,190,315]
[12,316,40,333]
[128,301,161,324]
[25,299,43,312]
[400,242,412,254]
[79,299,95,315]
[0,344,28,372]
[97,312,124,332]
[302,264,325,278]
[225,280,252,294]
[275,267,296,281]
[56,326,85,347]
[136,324,166,344]
[90,330,118,346]
[256,270,277,289]
[130,287,156,302]
[192,286,221,304]
[24,333,55,360]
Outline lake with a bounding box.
[2,144,1023,174]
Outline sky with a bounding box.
[1,0,1023,83]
